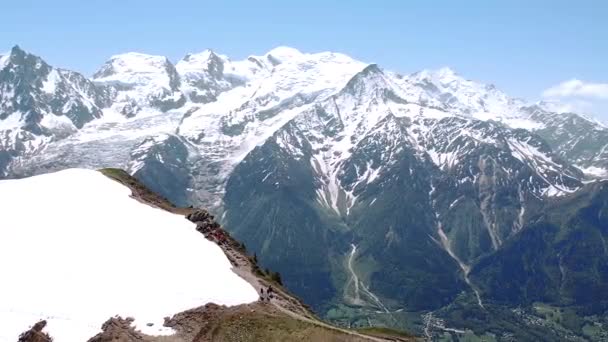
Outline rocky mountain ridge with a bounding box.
[1,45,605,183]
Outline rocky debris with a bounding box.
[87,317,146,342]
[18,320,53,342]
[186,209,213,223]
[186,209,227,245]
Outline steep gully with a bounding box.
[346,244,392,314]
[436,224,484,309]
[429,184,485,309]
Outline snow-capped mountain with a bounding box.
[0,46,114,177]
[0,46,110,133]
[2,44,608,338]
[221,61,586,316]
[1,44,605,185]
[176,48,270,103]
[93,52,185,116]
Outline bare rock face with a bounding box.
[18,320,53,342]
[186,209,221,234]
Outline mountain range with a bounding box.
[2,44,608,340]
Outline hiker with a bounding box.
[259,287,265,301]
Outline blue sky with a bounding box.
[2,0,607,118]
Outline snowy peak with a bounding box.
[341,64,392,97]
[93,52,179,89]
[264,46,303,65]
[0,46,105,133]
[2,44,607,185]
[1,45,52,79]
[412,66,460,85]
[178,49,224,76]
[94,52,172,76]
[93,52,184,115]
[0,45,28,70]
[176,49,242,103]
[257,49,366,102]
[400,66,530,125]
[436,66,458,78]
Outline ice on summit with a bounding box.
[93,52,182,112]
[93,52,173,83]
[404,66,531,123]
[264,46,304,64]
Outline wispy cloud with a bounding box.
[542,79,608,99]
[540,99,594,114]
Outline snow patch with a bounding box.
[0,112,23,130]
[40,113,76,132]
[579,166,608,178]
[96,52,171,79]
[0,169,258,341]
[427,149,460,169]
[42,69,60,94]
[265,46,303,64]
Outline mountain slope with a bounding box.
[429,181,608,341]
[1,45,608,340]
[471,180,608,308]
[1,45,109,132]
[525,105,608,174]
[93,52,185,115]
[0,46,112,176]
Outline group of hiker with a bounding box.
[259,285,275,302]
[197,220,228,245]
[187,209,230,245]
[207,229,228,245]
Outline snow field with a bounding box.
[0,169,258,341]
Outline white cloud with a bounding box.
[542,79,608,99]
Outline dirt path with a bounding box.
[223,245,392,341]
[270,301,389,342]
[224,246,314,318]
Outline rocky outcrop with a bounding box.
[186,208,213,223]
[186,209,222,235]
[87,317,146,342]
[18,321,52,342]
